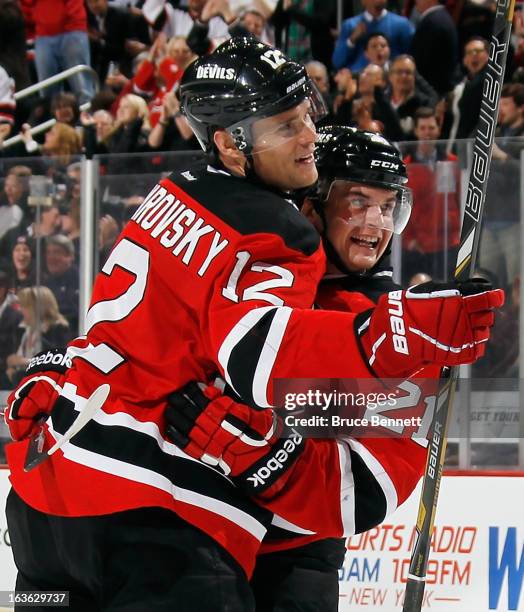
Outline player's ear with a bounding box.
[302,198,324,233]
[213,130,246,173]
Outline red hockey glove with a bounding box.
[3,349,71,441]
[356,279,504,379]
[165,382,304,494]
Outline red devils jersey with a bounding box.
[7,164,375,577]
[258,274,436,554]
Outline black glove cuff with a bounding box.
[353,308,380,379]
[408,278,493,296]
[234,428,305,495]
[25,349,71,377]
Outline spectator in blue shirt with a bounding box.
[332,0,414,72]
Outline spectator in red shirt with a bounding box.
[27,0,95,103]
[112,33,191,128]
[401,106,460,282]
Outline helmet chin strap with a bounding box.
[244,157,257,180]
[229,124,258,179]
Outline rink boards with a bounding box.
[0,469,522,611]
[338,473,524,611]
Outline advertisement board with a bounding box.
[339,475,524,611]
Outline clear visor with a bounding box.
[226,83,327,154]
[325,179,412,235]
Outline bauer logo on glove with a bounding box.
[356,278,504,380]
[387,290,409,355]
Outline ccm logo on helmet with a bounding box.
[388,291,409,355]
[371,159,400,170]
[246,430,303,489]
[196,65,236,80]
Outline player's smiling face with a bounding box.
[324,182,396,272]
[250,100,318,191]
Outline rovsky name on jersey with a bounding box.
[130,183,229,278]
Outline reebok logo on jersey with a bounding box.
[27,350,72,372]
[196,65,236,80]
[388,291,409,355]
[244,430,303,492]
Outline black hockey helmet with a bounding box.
[180,37,327,154]
[313,125,412,234]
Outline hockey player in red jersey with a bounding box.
[4,38,503,612]
[164,125,501,610]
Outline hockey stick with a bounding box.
[402,0,515,609]
[23,383,111,472]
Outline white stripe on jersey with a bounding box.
[346,438,398,518]
[49,383,267,541]
[252,306,292,408]
[46,420,268,543]
[59,381,229,472]
[67,343,125,374]
[271,513,316,535]
[337,439,356,536]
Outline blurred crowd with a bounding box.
[0,0,522,388]
[2,0,524,155]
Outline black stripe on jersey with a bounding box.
[353,309,380,379]
[350,448,387,533]
[50,398,273,527]
[166,170,320,257]
[226,308,277,408]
